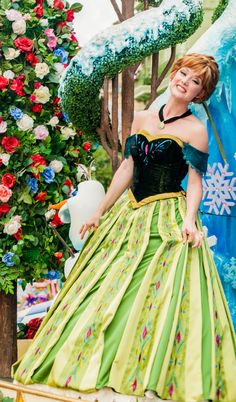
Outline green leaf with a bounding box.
[1,0,11,10]
[70,2,83,12]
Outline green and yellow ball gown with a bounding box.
[13,131,236,402]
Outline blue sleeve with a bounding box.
[182,143,209,175]
[124,135,136,159]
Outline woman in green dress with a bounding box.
[13,53,236,402]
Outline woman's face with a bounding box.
[170,67,204,103]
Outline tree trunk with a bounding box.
[0,287,17,378]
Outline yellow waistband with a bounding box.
[128,189,186,209]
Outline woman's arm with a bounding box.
[80,157,134,239]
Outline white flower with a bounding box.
[48,116,59,126]
[33,125,49,140]
[39,18,49,27]
[53,62,64,76]
[45,209,56,221]
[0,121,7,133]
[46,0,54,6]
[23,13,31,21]
[34,86,51,104]
[16,114,34,131]
[50,160,64,173]
[12,19,26,35]
[3,70,15,80]
[0,153,11,166]
[61,126,76,139]
[5,9,23,21]
[35,63,50,79]
[4,215,21,235]
[4,47,21,60]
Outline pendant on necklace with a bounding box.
[158,121,165,129]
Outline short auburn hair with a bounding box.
[170,53,219,103]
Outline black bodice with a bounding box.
[124,132,208,204]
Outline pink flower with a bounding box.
[33,125,49,140]
[0,184,12,203]
[44,28,57,51]
[156,280,160,290]
[5,9,23,21]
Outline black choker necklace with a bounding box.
[158,104,192,129]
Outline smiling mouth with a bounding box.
[176,84,187,93]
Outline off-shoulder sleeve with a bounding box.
[182,143,209,175]
[124,135,137,159]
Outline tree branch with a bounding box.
[110,0,124,22]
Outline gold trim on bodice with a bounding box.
[137,129,185,148]
[128,189,186,209]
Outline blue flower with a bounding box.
[27,177,38,194]
[46,271,61,280]
[2,252,16,267]
[41,167,55,183]
[10,107,24,120]
[62,111,69,122]
[53,47,68,64]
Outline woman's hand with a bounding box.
[79,211,102,240]
[182,217,204,248]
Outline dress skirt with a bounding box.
[13,194,236,402]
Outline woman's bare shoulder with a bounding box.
[131,110,154,133]
[187,115,208,152]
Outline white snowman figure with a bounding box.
[59,164,105,278]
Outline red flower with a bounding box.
[14,227,22,241]
[30,154,47,166]
[34,4,44,18]
[31,104,43,113]
[0,76,9,90]
[29,154,47,178]
[10,78,25,96]
[70,33,78,43]
[55,251,63,260]
[34,82,41,89]
[26,317,43,339]
[54,111,63,118]
[35,191,47,202]
[64,178,72,188]
[14,37,34,52]
[26,52,39,66]
[1,173,16,188]
[56,21,67,32]
[83,142,91,152]
[1,136,20,154]
[52,96,60,105]
[0,116,3,123]
[77,129,83,136]
[0,204,11,217]
[66,9,75,22]
[29,94,36,102]
[53,0,64,9]
[51,212,64,227]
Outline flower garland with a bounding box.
[0,0,93,294]
[59,0,203,136]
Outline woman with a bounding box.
[13,54,236,402]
